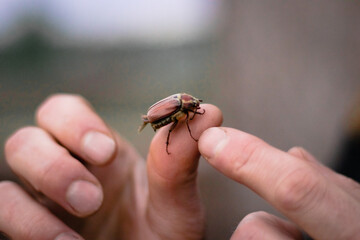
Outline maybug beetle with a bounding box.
[138,93,205,154]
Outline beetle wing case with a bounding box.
[146,94,181,122]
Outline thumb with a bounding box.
[146,104,222,239]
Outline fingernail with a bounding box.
[54,232,84,240]
[199,127,228,160]
[81,131,116,164]
[66,180,103,216]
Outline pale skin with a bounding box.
[2,94,360,239]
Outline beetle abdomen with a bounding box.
[150,110,186,130]
[151,117,173,130]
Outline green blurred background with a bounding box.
[1,1,360,239]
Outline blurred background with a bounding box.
[1,0,360,239]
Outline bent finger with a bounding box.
[147,104,223,239]
[231,211,302,240]
[199,127,360,239]
[0,181,83,240]
[5,127,103,217]
[288,146,360,201]
[36,94,116,165]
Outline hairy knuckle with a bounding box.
[274,168,324,212]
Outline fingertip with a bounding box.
[0,181,82,240]
[66,180,103,217]
[198,127,228,161]
[80,131,116,165]
[5,126,39,160]
[35,93,86,125]
[201,103,223,127]
[148,104,223,181]
[198,127,270,183]
[35,94,116,165]
[232,211,302,240]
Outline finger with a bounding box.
[36,94,116,165]
[0,181,83,240]
[147,104,222,239]
[199,127,360,240]
[287,146,333,181]
[288,147,317,163]
[288,146,360,201]
[231,211,302,240]
[5,127,103,217]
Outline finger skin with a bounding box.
[5,127,103,217]
[0,181,83,240]
[199,127,360,240]
[36,94,116,165]
[231,211,302,240]
[288,146,360,201]
[147,104,223,239]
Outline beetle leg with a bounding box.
[197,108,206,115]
[166,120,178,154]
[190,110,197,120]
[189,108,205,120]
[152,125,157,132]
[186,112,198,142]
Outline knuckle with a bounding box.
[0,181,22,219]
[288,146,315,161]
[274,167,324,212]
[5,126,41,160]
[288,146,305,155]
[36,149,74,189]
[0,181,20,193]
[36,93,86,123]
[0,180,23,222]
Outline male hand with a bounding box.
[199,127,360,240]
[2,94,222,240]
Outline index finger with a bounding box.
[199,127,360,240]
[36,94,116,165]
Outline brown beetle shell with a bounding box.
[146,94,181,122]
[138,93,204,154]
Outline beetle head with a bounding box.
[181,93,201,110]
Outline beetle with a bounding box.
[138,93,205,154]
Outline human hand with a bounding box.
[199,127,360,240]
[2,94,222,240]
